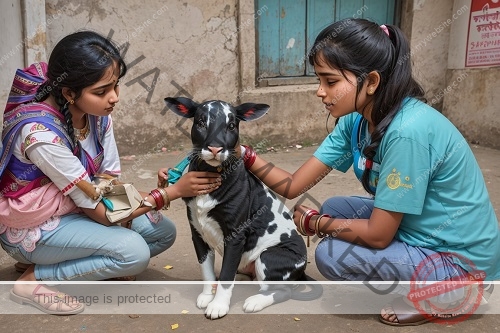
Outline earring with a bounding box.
[69,100,75,104]
[368,89,374,95]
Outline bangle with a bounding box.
[298,212,309,236]
[149,189,164,210]
[242,145,257,169]
[304,210,318,234]
[157,187,170,210]
[314,214,329,238]
[297,209,318,236]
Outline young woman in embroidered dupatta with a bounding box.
[0,31,221,315]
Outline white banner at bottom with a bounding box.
[0,281,498,315]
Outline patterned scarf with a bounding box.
[1,62,108,198]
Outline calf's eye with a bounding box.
[196,120,206,130]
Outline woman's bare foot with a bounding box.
[380,304,399,324]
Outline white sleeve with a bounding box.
[97,115,121,176]
[22,125,99,209]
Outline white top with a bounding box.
[15,116,121,209]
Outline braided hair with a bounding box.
[34,30,127,151]
[308,18,426,195]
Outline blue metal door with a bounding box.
[256,0,397,79]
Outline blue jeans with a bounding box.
[315,196,467,302]
[0,213,176,281]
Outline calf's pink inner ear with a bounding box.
[177,104,190,115]
[243,109,255,118]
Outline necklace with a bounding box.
[74,116,90,141]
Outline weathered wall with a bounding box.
[443,68,500,147]
[2,0,498,153]
[45,0,239,154]
[443,0,500,148]
[239,85,326,149]
[406,0,455,111]
[0,0,24,113]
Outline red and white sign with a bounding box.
[466,0,500,67]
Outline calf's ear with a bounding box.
[164,97,199,118]
[235,103,270,121]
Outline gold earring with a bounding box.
[368,89,374,95]
[69,100,75,104]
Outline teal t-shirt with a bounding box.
[314,98,500,280]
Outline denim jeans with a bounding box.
[0,213,176,281]
[315,196,467,302]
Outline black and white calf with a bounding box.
[165,97,321,319]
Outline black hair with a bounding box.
[35,30,127,150]
[308,18,426,195]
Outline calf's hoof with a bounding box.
[197,293,215,309]
[205,300,230,319]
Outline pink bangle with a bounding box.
[242,145,257,169]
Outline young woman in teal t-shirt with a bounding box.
[241,18,499,326]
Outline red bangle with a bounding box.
[304,210,319,234]
[149,189,164,210]
[242,145,257,169]
[298,210,313,236]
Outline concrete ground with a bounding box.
[0,144,499,332]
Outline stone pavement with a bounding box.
[0,144,499,332]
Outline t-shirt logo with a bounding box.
[386,168,413,190]
[387,168,401,190]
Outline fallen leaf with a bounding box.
[128,314,140,319]
[171,323,179,330]
[294,317,301,321]
[181,310,189,314]
[164,265,173,270]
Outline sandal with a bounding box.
[14,263,136,281]
[379,296,439,326]
[10,285,85,315]
[380,283,494,326]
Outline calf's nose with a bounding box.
[208,146,223,156]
